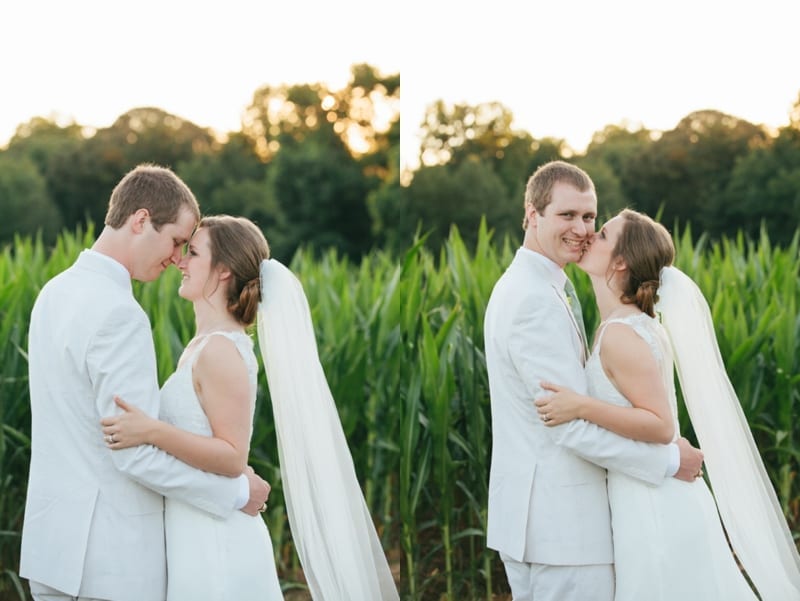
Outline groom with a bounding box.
[20,164,271,601]
[484,160,704,600]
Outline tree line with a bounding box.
[392,96,800,252]
[0,63,399,262]
[2,65,799,258]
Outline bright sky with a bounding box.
[3,1,798,179]
[400,0,800,173]
[0,0,400,148]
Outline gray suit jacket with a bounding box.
[21,250,242,601]
[484,248,671,564]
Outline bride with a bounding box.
[534,209,800,600]
[101,215,398,600]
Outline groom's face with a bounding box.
[132,207,197,282]
[529,182,597,268]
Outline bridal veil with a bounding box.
[656,265,800,601]
[257,259,398,601]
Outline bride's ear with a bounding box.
[612,257,627,272]
[216,266,232,282]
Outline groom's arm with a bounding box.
[509,298,676,485]
[87,304,266,517]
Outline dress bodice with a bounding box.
[585,312,680,439]
[587,313,759,601]
[158,330,283,600]
[159,331,258,437]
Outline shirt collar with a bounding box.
[84,249,132,284]
[518,246,568,289]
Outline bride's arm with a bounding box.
[535,323,675,444]
[101,336,252,477]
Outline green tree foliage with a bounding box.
[0,63,399,259]
[242,63,399,162]
[366,127,404,250]
[177,132,271,216]
[574,156,628,220]
[723,124,800,245]
[417,100,566,199]
[406,100,574,250]
[240,64,398,259]
[401,159,516,251]
[623,110,769,236]
[4,77,798,257]
[265,133,375,261]
[4,108,222,230]
[4,117,84,182]
[407,100,798,248]
[0,156,62,244]
[582,124,654,217]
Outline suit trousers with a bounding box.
[500,553,614,601]
[29,580,109,601]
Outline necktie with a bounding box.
[564,278,588,355]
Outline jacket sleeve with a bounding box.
[508,292,671,485]
[87,303,243,517]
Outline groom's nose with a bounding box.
[574,221,594,239]
[169,246,183,265]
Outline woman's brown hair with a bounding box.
[199,215,270,325]
[611,209,674,317]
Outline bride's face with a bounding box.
[177,228,221,301]
[577,215,625,277]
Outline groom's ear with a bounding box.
[129,208,150,234]
[526,203,538,228]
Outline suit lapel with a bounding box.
[552,283,587,364]
[510,250,587,365]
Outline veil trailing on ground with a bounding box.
[656,265,800,601]
[257,259,398,601]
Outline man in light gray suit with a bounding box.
[484,161,704,601]
[20,165,271,601]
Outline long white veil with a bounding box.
[656,266,800,601]
[257,259,399,601]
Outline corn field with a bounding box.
[0,222,798,600]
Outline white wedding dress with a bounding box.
[159,331,283,601]
[587,314,758,601]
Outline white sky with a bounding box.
[0,0,400,146]
[401,0,800,172]
[2,1,798,178]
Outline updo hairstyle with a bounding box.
[611,209,674,317]
[199,215,270,326]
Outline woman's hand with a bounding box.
[100,396,156,449]
[534,381,586,426]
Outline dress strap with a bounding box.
[181,331,253,371]
[593,314,661,362]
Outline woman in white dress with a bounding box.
[534,209,800,601]
[101,215,398,601]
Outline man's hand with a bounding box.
[239,465,271,516]
[673,437,704,482]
